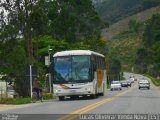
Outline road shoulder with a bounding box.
[0,103,43,112]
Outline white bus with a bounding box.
[52,50,107,101]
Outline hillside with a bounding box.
[94,0,160,24]
[106,35,143,71]
[101,6,160,40]
[103,6,160,72]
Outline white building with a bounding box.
[0,81,7,96]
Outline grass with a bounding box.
[0,92,56,104]
[145,75,160,87]
[0,97,32,105]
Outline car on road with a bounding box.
[121,80,128,87]
[127,80,132,87]
[129,77,135,83]
[138,79,150,90]
[110,81,122,91]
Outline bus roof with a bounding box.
[53,50,105,57]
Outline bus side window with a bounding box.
[96,56,99,69]
[92,55,96,71]
[100,57,102,69]
[93,64,96,71]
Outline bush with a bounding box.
[42,93,55,100]
[0,98,10,104]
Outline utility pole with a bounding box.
[25,0,33,98]
[48,45,52,93]
[27,23,33,99]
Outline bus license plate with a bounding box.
[70,90,76,92]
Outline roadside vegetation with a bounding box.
[0,98,31,104]
[42,93,55,100]
[135,14,160,77]
[0,92,55,104]
[145,75,160,87]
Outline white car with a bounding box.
[110,81,122,91]
[138,79,150,89]
[130,77,134,83]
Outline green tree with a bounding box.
[143,14,160,47]
[135,47,148,73]
[48,0,103,42]
[0,0,105,96]
[140,14,160,75]
[0,44,28,96]
[108,59,122,81]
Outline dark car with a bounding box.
[127,80,132,87]
[121,80,128,87]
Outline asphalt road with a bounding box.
[0,73,160,120]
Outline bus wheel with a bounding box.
[99,85,105,96]
[59,96,64,101]
[90,94,97,99]
[83,95,88,99]
[99,93,104,96]
[91,85,98,98]
[70,95,78,100]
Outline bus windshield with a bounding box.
[53,56,91,83]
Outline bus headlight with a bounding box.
[55,89,61,93]
[55,90,58,93]
[85,88,91,91]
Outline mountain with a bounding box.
[101,6,160,40]
[94,0,160,24]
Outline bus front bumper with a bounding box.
[54,88,94,96]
